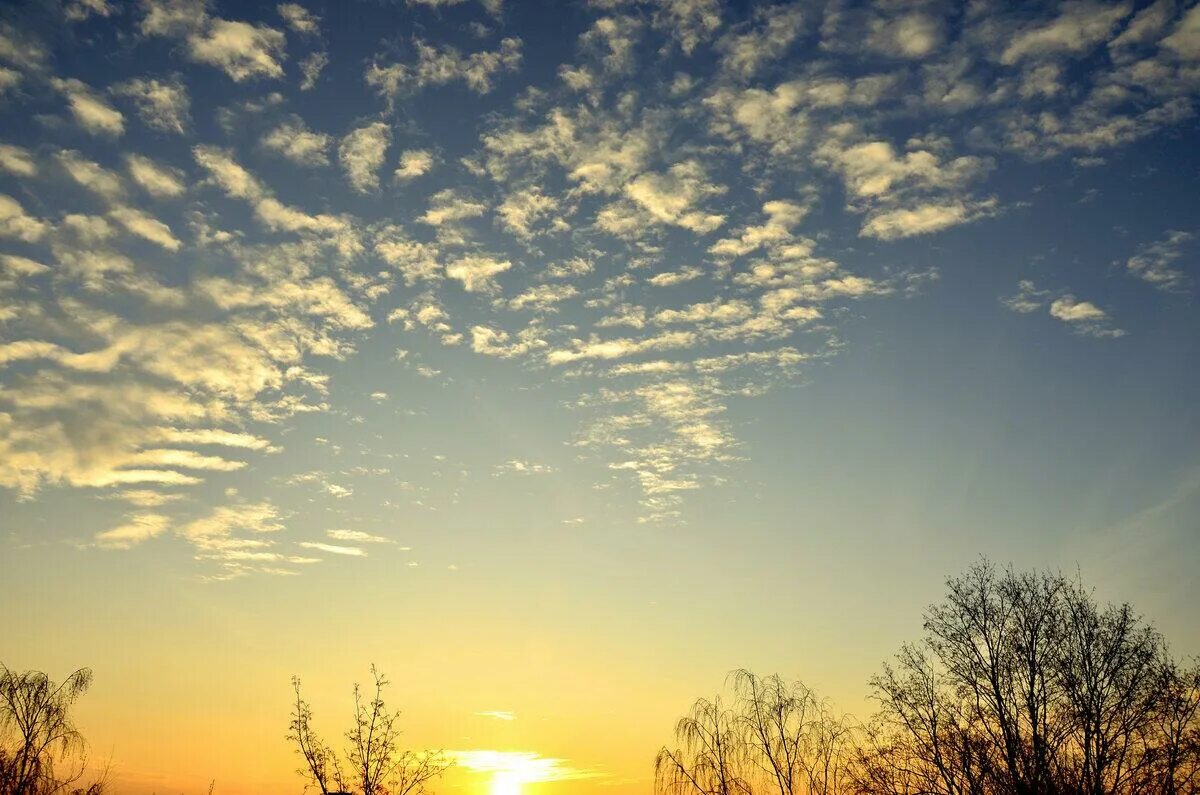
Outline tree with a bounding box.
[862,559,1200,795]
[655,693,751,795]
[288,666,450,795]
[655,672,853,795]
[0,664,107,795]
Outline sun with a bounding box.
[488,771,523,795]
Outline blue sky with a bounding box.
[0,0,1198,791]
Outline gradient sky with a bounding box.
[1,0,1199,793]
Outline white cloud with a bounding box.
[366,37,521,97]
[299,51,328,90]
[65,0,116,22]
[0,194,48,242]
[718,4,804,79]
[186,18,287,82]
[0,144,36,177]
[496,186,561,239]
[326,529,393,543]
[1162,4,1200,60]
[299,541,367,556]
[620,160,726,234]
[125,154,186,198]
[446,255,511,293]
[262,118,331,166]
[420,188,486,226]
[95,512,171,549]
[109,205,182,250]
[1001,1,1132,65]
[277,3,320,35]
[52,78,125,136]
[113,76,191,134]
[393,149,434,181]
[339,121,391,193]
[860,199,997,240]
[57,149,125,201]
[1126,230,1192,291]
[647,267,704,287]
[1,254,51,276]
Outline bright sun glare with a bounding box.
[488,770,523,795]
[454,749,585,795]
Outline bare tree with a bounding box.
[656,694,751,795]
[730,670,852,795]
[863,559,1200,795]
[1054,581,1164,794]
[288,666,450,795]
[0,664,107,795]
[656,673,854,795]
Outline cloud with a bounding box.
[474,710,516,721]
[1,254,51,276]
[718,4,804,79]
[57,149,125,201]
[193,145,356,242]
[420,188,486,226]
[95,512,171,549]
[299,541,367,556]
[860,199,997,240]
[446,255,511,293]
[1002,280,1051,314]
[299,51,328,90]
[1162,4,1200,61]
[186,18,287,82]
[0,194,49,242]
[547,331,697,365]
[109,205,182,250]
[52,78,125,136]
[65,0,116,22]
[125,154,186,198]
[1000,1,1132,65]
[652,0,722,55]
[1004,281,1125,339]
[647,267,704,287]
[0,144,36,177]
[113,76,191,134]
[0,22,50,71]
[613,160,726,235]
[366,37,521,97]
[0,67,21,95]
[496,187,561,239]
[339,121,391,192]
[139,0,210,38]
[277,3,320,35]
[448,751,596,786]
[1126,231,1192,291]
[494,459,553,475]
[1049,296,1124,337]
[326,529,393,543]
[507,283,577,312]
[393,149,434,181]
[262,118,331,166]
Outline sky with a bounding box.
[0,0,1198,792]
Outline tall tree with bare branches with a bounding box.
[288,666,450,795]
[0,664,107,795]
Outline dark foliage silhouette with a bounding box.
[0,664,107,795]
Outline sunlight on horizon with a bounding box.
[451,750,596,795]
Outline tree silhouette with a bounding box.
[655,672,853,795]
[658,560,1200,795]
[288,666,450,795]
[0,664,107,795]
[860,559,1200,795]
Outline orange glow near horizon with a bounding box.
[451,750,596,795]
